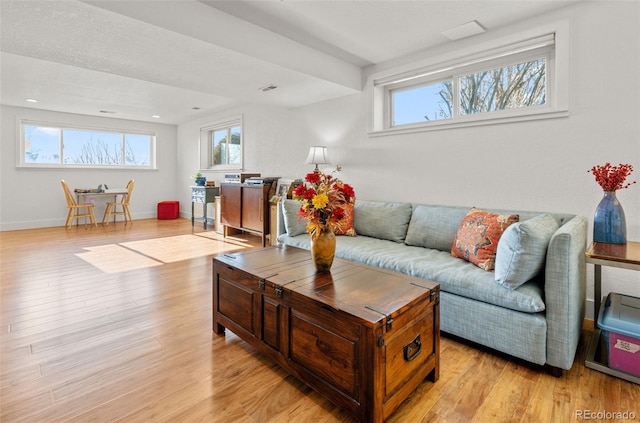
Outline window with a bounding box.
[370,26,569,135]
[211,125,241,166]
[199,115,243,170]
[20,121,155,168]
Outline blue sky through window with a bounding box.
[392,82,452,126]
[24,125,60,163]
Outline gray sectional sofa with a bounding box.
[276,199,588,373]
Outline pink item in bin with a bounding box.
[597,292,640,377]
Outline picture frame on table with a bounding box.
[275,178,294,199]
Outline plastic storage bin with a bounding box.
[597,292,640,377]
[157,201,179,219]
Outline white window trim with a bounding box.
[198,114,243,171]
[368,21,569,137]
[17,118,157,169]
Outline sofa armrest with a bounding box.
[544,215,588,370]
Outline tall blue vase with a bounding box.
[593,191,627,244]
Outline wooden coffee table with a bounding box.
[212,245,440,423]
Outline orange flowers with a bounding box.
[293,171,355,233]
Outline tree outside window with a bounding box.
[391,57,547,128]
[459,58,546,115]
[22,122,153,168]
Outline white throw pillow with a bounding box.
[282,199,308,237]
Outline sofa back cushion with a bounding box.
[495,213,560,289]
[405,205,469,251]
[282,199,308,237]
[353,200,412,243]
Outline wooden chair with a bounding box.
[102,180,135,226]
[61,180,97,228]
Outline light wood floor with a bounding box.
[1,219,638,422]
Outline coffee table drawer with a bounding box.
[289,309,360,399]
[214,264,260,337]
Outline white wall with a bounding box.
[177,1,640,318]
[176,103,294,219]
[0,105,178,230]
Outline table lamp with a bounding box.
[305,146,330,171]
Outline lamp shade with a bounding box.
[305,146,329,169]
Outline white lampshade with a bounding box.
[305,146,329,170]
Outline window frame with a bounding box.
[369,22,569,136]
[386,48,552,129]
[198,115,243,171]
[17,119,156,169]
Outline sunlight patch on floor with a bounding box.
[76,234,249,273]
[76,244,163,274]
[195,231,257,247]
[121,234,246,263]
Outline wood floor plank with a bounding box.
[1,218,638,422]
[471,362,539,423]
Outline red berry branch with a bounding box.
[588,163,636,192]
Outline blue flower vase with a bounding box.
[593,191,627,244]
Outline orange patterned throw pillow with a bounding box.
[451,208,519,271]
[334,203,356,236]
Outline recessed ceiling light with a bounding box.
[152,115,160,119]
[99,110,116,114]
[192,106,202,110]
[442,20,486,41]
[25,98,38,103]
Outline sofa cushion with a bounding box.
[405,205,469,251]
[282,199,308,237]
[353,200,412,243]
[495,214,559,289]
[334,203,356,236]
[451,208,519,271]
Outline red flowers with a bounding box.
[293,171,356,233]
[305,171,321,184]
[588,163,636,192]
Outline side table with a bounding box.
[191,186,219,229]
[585,241,640,384]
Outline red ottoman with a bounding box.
[157,201,179,219]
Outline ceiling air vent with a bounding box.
[260,85,278,92]
[442,20,486,41]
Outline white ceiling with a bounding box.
[1,0,579,125]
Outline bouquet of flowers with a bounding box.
[293,170,355,234]
[588,163,636,192]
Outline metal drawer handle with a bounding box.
[403,334,422,362]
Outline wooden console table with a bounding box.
[212,246,440,422]
[219,183,272,246]
[585,241,640,384]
